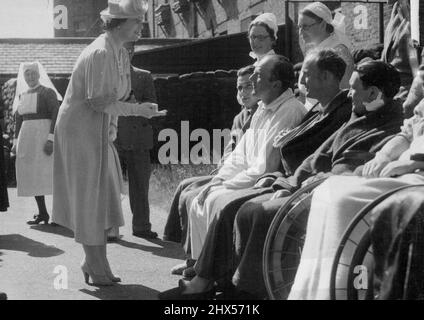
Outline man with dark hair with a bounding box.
[280,60,405,299]
[235,60,404,299]
[111,41,158,240]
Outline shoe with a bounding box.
[171,259,196,275]
[50,222,59,227]
[81,263,114,286]
[182,266,196,279]
[27,214,49,225]
[107,236,120,243]
[107,274,122,283]
[132,230,158,239]
[158,279,215,300]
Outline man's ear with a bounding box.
[273,79,283,91]
[320,70,330,82]
[368,86,381,101]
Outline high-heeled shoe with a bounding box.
[81,263,114,286]
[106,272,121,283]
[27,214,49,225]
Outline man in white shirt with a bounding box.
[159,54,306,300]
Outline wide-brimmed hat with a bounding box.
[100,0,148,20]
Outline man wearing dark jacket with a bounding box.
[234,60,404,299]
[113,42,158,240]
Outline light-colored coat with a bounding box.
[52,33,154,245]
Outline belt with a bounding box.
[22,114,52,121]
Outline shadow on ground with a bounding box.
[115,238,185,260]
[80,283,159,300]
[29,224,74,238]
[0,234,64,257]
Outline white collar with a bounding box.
[259,88,295,113]
[249,49,276,62]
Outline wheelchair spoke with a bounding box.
[338,262,350,268]
[273,281,295,292]
[285,216,306,231]
[285,234,305,244]
[361,218,370,227]
[347,238,359,246]
[269,249,301,256]
[269,266,299,273]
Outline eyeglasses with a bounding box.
[248,34,271,41]
[297,21,320,31]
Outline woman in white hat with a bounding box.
[11,61,61,225]
[298,2,354,93]
[248,13,279,66]
[52,0,166,286]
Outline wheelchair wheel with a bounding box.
[330,185,424,300]
[263,179,326,300]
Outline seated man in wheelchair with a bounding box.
[159,49,360,300]
[289,83,424,300]
[159,55,308,300]
[233,60,404,299]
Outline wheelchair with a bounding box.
[263,178,424,300]
[262,178,326,300]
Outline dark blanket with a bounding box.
[274,100,404,192]
[371,185,424,300]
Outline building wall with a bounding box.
[149,0,393,61]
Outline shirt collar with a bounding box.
[259,88,295,113]
[249,49,276,62]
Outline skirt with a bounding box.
[16,119,53,196]
[105,141,125,230]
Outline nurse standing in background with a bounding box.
[11,61,61,225]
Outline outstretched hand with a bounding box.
[139,102,167,118]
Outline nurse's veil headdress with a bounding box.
[12,61,63,114]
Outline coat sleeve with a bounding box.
[44,88,60,135]
[84,49,158,118]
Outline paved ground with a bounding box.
[0,186,186,300]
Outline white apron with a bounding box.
[16,91,53,196]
